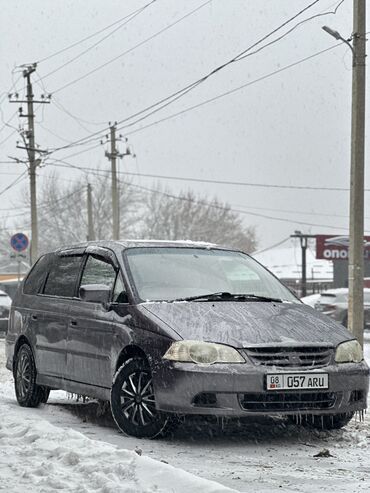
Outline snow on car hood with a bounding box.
[142,301,352,347]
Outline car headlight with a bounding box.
[163,340,245,365]
[335,340,363,363]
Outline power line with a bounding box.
[0,128,18,147]
[52,96,106,127]
[41,0,156,81]
[112,0,344,133]
[0,171,28,197]
[45,40,342,159]
[47,0,342,154]
[37,1,157,64]
[42,159,370,232]
[0,110,18,136]
[50,0,212,95]
[252,237,290,255]
[124,44,342,136]
[45,158,370,192]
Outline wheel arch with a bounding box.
[115,345,149,373]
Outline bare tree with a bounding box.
[1,171,144,255]
[139,186,257,253]
[0,177,257,259]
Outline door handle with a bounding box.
[70,320,77,326]
[31,314,38,321]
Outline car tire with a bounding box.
[300,412,354,430]
[14,344,48,407]
[110,357,178,438]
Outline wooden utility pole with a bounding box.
[25,67,38,264]
[10,63,49,264]
[87,183,95,241]
[348,0,366,348]
[105,124,120,240]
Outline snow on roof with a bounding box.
[252,242,333,281]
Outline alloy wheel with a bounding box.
[120,370,157,427]
[16,349,31,399]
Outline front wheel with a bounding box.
[14,344,49,407]
[110,357,177,438]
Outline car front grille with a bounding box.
[239,392,338,412]
[244,346,332,369]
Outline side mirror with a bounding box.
[80,284,111,304]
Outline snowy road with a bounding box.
[1,338,369,492]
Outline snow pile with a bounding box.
[0,343,235,493]
[0,401,235,493]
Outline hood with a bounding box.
[142,301,352,348]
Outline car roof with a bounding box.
[321,288,349,295]
[320,288,370,295]
[54,239,235,254]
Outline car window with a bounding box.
[112,275,128,303]
[79,254,117,293]
[125,247,298,302]
[23,254,50,295]
[43,255,83,298]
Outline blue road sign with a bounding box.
[10,232,29,252]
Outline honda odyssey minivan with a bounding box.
[5,240,369,438]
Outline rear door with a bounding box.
[66,247,123,388]
[35,251,84,379]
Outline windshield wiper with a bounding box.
[171,292,282,303]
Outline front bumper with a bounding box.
[153,360,369,416]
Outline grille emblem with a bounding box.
[288,354,301,365]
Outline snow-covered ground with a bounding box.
[0,338,369,492]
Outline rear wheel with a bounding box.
[14,344,49,407]
[110,357,177,438]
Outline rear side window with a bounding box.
[23,255,49,295]
[43,255,83,298]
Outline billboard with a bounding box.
[316,235,370,260]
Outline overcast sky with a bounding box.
[0,0,369,251]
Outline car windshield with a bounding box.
[124,247,298,303]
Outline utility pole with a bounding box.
[322,1,366,348]
[25,67,38,265]
[9,63,49,264]
[290,232,316,298]
[87,183,95,241]
[104,124,133,240]
[348,0,366,348]
[105,123,120,240]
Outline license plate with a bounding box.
[266,373,328,391]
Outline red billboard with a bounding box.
[316,235,370,260]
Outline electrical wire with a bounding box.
[50,0,212,95]
[0,128,18,147]
[46,0,344,155]
[252,237,290,255]
[44,158,370,193]
[0,171,28,197]
[37,2,157,64]
[41,0,156,81]
[102,0,345,132]
[41,158,370,233]
[52,96,106,127]
[124,44,342,136]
